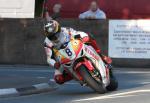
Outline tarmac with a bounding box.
[0,65,58,98]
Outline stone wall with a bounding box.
[0,18,149,67]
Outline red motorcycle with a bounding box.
[53,38,118,93]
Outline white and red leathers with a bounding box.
[44,27,110,84]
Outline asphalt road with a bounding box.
[0,66,150,103]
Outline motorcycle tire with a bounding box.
[79,65,106,94]
[106,69,118,91]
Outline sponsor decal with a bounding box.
[85,47,99,60]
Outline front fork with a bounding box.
[73,58,112,87]
[106,64,114,78]
[73,58,106,86]
[72,58,95,85]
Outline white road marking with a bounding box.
[111,94,136,98]
[0,69,54,73]
[0,88,18,95]
[36,77,47,79]
[115,70,150,74]
[73,89,150,102]
[64,82,79,85]
[33,83,50,89]
[49,79,55,82]
[49,79,78,85]
[140,82,150,85]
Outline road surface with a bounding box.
[0,66,150,103]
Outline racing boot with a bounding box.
[54,70,73,84]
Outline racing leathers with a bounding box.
[44,27,111,84]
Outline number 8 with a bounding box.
[65,48,72,56]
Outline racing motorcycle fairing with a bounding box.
[53,39,110,87]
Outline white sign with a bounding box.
[0,0,35,18]
[109,20,150,59]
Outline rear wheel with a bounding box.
[79,65,106,93]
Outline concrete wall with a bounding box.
[0,18,150,67]
[0,19,46,65]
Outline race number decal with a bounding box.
[73,41,78,45]
[65,48,72,56]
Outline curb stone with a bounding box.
[0,82,58,98]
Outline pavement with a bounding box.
[0,65,150,103]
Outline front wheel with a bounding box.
[78,65,106,94]
[106,69,118,91]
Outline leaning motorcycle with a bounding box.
[53,37,118,93]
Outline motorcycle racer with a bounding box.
[43,20,112,84]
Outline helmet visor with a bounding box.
[47,32,60,43]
